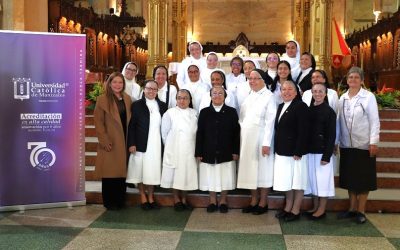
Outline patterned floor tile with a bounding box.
[177,231,285,250]
[64,228,181,250]
[184,208,281,234]
[367,213,400,238]
[279,212,383,237]
[0,205,105,228]
[90,207,191,231]
[285,235,396,250]
[0,225,82,250]
[388,238,400,249]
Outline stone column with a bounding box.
[146,0,168,79]
[310,0,333,74]
[293,0,311,53]
[171,0,187,62]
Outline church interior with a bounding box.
[1,0,400,249]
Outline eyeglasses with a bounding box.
[267,57,279,62]
[248,77,262,81]
[211,92,224,96]
[145,87,158,92]
[312,90,326,94]
[177,96,190,100]
[231,62,242,67]
[126,68,137,72]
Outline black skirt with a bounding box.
[339,148,377,192]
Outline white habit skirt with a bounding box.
[273,154,308,192]
[305,154,335,197]
[126,112,162,185]
[199,161,236,192]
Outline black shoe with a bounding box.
[150,202,160,209]
[105,205,118,211]
[207,203,217,213]
[303,211,316,217]
[355,212,367,224]
[183,203,193,211]
[219,204,228,213]
[141,202,151,211]
[174,202,185,212]
[242,205,257,213]
[337,210,357,219]
[308,213,326,221]
[252,205,268,215]
[275,210,289,219]
[284,212,300,222]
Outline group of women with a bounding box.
[94,40,380,225]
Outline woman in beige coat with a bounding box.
[94,72,132,210]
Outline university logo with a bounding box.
[13,78,30,100]
[27,142,56,171]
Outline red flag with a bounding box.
[331,18,351,68]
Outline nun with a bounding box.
[195,86,240,213]
[201,52,224,89]
[281,40,301,81]
[181,64,209,113]
[160,89,198,211]
[273,80,309,222]
[295,52,316,94]
[236,60,257,109]
[198,70,237,112]
[153,65,177,109]
[176,41,207,89]
[305,83,336,220]
[122,62,142,101]
[237,69,277,215]
[126,80,168,210]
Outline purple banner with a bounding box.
[0,31,86,207]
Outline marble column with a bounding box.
[146,0,168,79]
[310,0,333,74]
[171,0,187,62]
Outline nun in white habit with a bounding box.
[198,70,237,112]
[236,60,258,111]
[160,89,198,211]
[200,52,224,89]
[181,64,210,113]
[176,41,207,89]
[281,40,301,81]
[122,62,142,101]
[237,69,277,215]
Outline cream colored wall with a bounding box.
[187,0,293,44]
[1,0,47,31]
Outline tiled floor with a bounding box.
[0,205,399,250]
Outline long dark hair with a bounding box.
[271,60,293,92]
[105,72,126,109]
[230,56,244,74]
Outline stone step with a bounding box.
[85,126,96,137]
[377,142,400,158]
[85,115,94,125]
[376,157,400,173]
[380,130,400,142]
[84,181,400,213]
[380,119,400,130]
[379,109,400,119]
